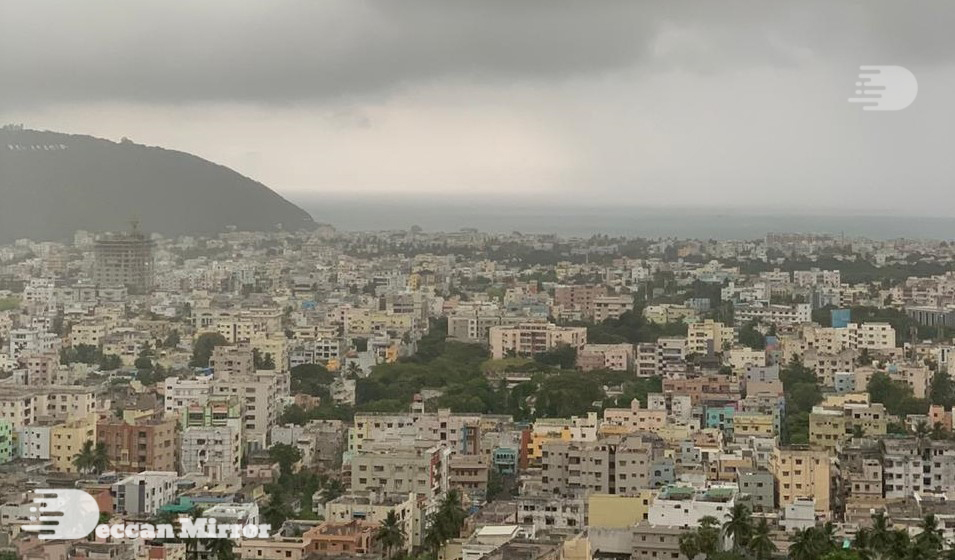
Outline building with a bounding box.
[488,323,587,360]
[647,485,738,526]
[592,295,634,322]
[97,416,177,473]
[553,284,608,318]
[112,471,179,516]
[770,446,832,518]
[576,344,634,372]
[303,520,377,556]
[50,414,97,473]
[163,376,211,416]
[736,469,775,512]
[351,441,450,499]
[209,346,286,449]
[587,492,654,528]
[540,434,655,497]
[93,225,155,293]
[687,320,736,355]
[324,492,420,552]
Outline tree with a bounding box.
[915,514,944,556]
[374,510,406,559]
[290,363,335,396]
[268,443,302,476]
[748,518,777,560]
[261,486,294,528]
[422,489,468,557]
[679,532,701,560]
[162,330,181,349]
[253,348,276,370]
[696,516,722,558]
[190,333,229,368]
[73,440,95,474]
[739,320,766,351]
[868,511,892,555]
[98,354,122,371]
[722,503,753,551]
[203,535,235,560]
[534,344,577,369]
[789,528,820,560]
[92,442,110,474]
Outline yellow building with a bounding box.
[770,446,831,517]
[50,415,96,473]
[527,420,572,462]
[809,408,847,452]
[733,412,775,439]
[588,492,654,528]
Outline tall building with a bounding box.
[96,415,177,473]
[93,224,155,293]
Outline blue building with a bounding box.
[492,447,518,475]
[705,405,736,437]
[832,309,851,328]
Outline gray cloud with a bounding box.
[3,1,954,108]
[3,0,955,216]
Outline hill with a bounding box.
[0,127,316,242]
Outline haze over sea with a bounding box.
[291,195,955,241]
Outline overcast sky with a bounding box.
[2,1,954,213]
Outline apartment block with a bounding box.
[593,295,634,322]
[576,344,634,372]
[770,446,832,517]
[350,441,450,499]
[687,320,736,355]
[112,471,178,516]
[97,416,177,473]
[488,323,587,360]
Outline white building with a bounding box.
[112,471,179,516]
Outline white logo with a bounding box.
[22,489,271,541]
[23,489,100,540]
[848,65,918,111]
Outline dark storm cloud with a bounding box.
[3,0,953,108]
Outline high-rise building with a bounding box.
[93,223,155,293]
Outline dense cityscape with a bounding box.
[1,225,955,559]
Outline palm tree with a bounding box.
[915,420,931,440]
[92,442,110,474]
[915,514,944,554]
[679,532,701,560]
[887,529,911,560]
[723,503,753,551]
[869,511,892,555]
[374,510,406,559]
[748,518,777,560]
[819,521,839,551]
[182,509,204,560]
[73,440,96,473]
[790,528,820,560]
[696,516,722,558]
[851,425,866,438]
[346,362,362,378]
[423,514,445,560]
[203,536,235,560]
[421,490,468,559]
[437,489,467,538]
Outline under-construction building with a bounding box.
[93,224,155,293]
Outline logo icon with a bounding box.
[848,65,918,111]
[23,489,100,540]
